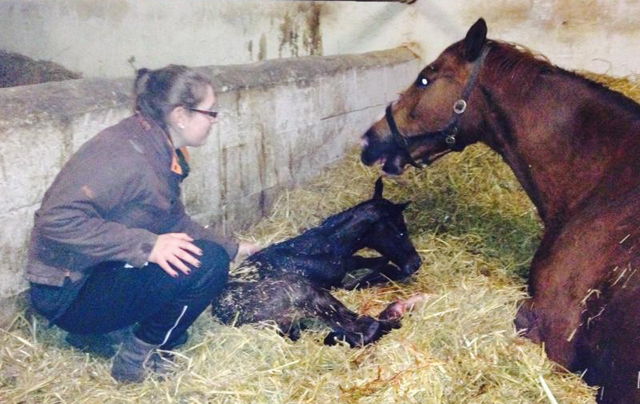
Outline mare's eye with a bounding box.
[416,76,429,88]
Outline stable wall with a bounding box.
[0,48,419,327]
[0,0,638,78]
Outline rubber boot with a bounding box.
[111,334,159,383]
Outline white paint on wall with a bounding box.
[1,0,639,79]
[408,0,640,76]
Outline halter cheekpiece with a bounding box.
[385,46,491,169]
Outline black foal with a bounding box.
[213,178,424,346]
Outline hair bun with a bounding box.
[134,68,151,94]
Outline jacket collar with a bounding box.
[135,113,190,177]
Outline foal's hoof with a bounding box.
[378,293,429,321]
[324,316,387,347]
[323,331,345,346]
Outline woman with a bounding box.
[26,65,258,383]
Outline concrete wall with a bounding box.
[0,48,419,326]
[0,0,639,79]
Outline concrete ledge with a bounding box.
[0,47,420,327]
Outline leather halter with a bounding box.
[385,47,491,169]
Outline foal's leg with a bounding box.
[293,281,402,347]
[343,255,390,271]
[323,293,428,344]
[213,275,398,346]
[341,262,410,290]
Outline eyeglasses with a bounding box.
[189,108,218,119]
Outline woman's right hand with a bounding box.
[148,233,202,277]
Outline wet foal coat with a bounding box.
[361,18,640,404]
[213,179,422,347]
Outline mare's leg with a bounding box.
[573,286,640,404]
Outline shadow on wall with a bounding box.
[0,50,82,88]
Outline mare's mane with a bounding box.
[484,40,640,117]
[483,40,554,95]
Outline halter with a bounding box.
[385,46,491,168]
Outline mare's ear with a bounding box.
[373,177,384,199]
[463,18,488,62]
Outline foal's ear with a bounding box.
[463,18,488,62]
[373,177,384,199]
[395,201,411,212]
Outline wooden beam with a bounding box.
[290,0,417,3]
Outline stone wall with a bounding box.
[0,47,419,326]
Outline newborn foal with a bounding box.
[213,178,424,346]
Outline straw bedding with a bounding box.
[2,73,637,404]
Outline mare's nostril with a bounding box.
[362,127,377,141]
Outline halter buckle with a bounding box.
[453,99,467,114]
[445,127,458,145]
[445,134,456,145]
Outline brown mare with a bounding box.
[361,18,640,404]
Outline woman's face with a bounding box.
[170,85,218,148]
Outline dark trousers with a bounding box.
[54,240,229,348]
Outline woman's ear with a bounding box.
[169,106,187,129]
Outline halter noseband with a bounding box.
[385,47,491,169]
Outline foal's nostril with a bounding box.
[404,255,422,274]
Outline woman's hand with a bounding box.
[148,233,202,277]
[235,241,260,262]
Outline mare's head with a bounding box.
[361,18,504,175]
[324,178,422,277]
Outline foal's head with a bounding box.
[324,178,422,276]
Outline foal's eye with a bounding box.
[416,76,429,88]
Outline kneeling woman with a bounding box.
[26,65,257,383]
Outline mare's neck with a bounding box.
[481,71,640,228]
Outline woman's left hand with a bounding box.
[235,241,260,262]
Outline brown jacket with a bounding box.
[26,114,238,287]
